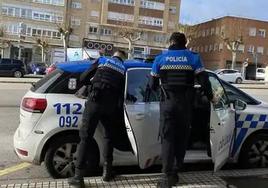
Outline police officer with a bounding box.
[68,50,127,188]
[150,32,215,188]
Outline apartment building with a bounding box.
[189,16,268,75]
[0,0,67,63]
[0,0,180,63]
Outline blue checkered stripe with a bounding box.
[232,113,268,156]
[236,114,268,129]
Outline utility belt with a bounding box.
[160,84,194,101]
[88,82,120,102]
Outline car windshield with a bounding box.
[214,69,223,73]
[221,80,260,105]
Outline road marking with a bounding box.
[0,163,31,176]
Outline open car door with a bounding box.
[124,68,161,169]
[209,74,236,172]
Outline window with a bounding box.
[2,7,8,15]
[257,46,264,54]
[169,6,176,14]
[219,43,224,51]
[202,30,206,37]
[209,44,213,52]
[140,0,164,10]
[209,74,229,109]
[214,43,218,51]
[71,2,82,9]
[108,0,134,6]
[211,28,215,35]
[222,81,259,105]
[100,28,112,35]
[205,45,208,52]
[139,16,163,27]
[215,27,220,35]
[108,12,134,22]
[206,29,210,36]
[71,17,81,26]
[90,10,99,17]
[258,29,266,38]
[153,34,165,43]
[238,44,245,53]
[248,45,255,53]
[249,27,256,36]
[89,26,98,34]
[126,69,159,103]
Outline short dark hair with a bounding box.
[114,49,127,59]
[169,32,187,46]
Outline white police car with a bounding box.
[14,60,268,178]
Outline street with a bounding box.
[0,82,268,186]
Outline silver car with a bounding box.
[215,69,243,84]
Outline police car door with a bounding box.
[209,74,235,171]
[124,68,161,169]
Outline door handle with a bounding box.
[135,113,145,120]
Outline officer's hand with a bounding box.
[211,95,219,104]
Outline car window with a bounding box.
[31,69,63,93]
[221,81,260,105]
[46,72,83,94]
[209,74,229,109]
[257,69,265,73]
[0,59,11,64]
[31,69,85,94]
[12,60,23,65]
[126,68,159,103]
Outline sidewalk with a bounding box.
[1,168,268,188]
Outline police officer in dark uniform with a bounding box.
[150,32,215,188]
[68,50,127,188]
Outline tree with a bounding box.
[221,33,243,70]
[0,27,11,58]
[177,23,200,47]
[55,0,72,61]
[116,26,142,59]
[36,38,49,64]
[220,19,244,70]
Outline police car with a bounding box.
[14,60,268,178]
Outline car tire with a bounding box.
[13,70,23,78]
[239,134,268,168]
[44,135,100,179]
[235,78,242,84]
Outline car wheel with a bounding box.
[14,70,23,78]
[239,134,268,168]
[236,78,242,84]
[44,135,100,178]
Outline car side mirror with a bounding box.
[234,99,247,111]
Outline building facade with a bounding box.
[0,0,180,64]
[189,16,268,74]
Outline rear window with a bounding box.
[12,60,23,65]
[1,59,11,64]
[31,69,84,94]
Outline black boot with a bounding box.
[68,169,85,188]
[157,174,179,188]
[102,162,114,182]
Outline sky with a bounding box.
[180,0,268,25]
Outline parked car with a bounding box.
[256,68,266,80]
[29,63,47,75]
[0,58,26,78]
[215,69,243,83]
[14,60,268,179]
[45,63,58,75]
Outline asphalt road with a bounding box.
[0,83,268,185]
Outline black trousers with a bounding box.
[160,91,192,176]
[76,98,118,171]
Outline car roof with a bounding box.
[56,59,153,73]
